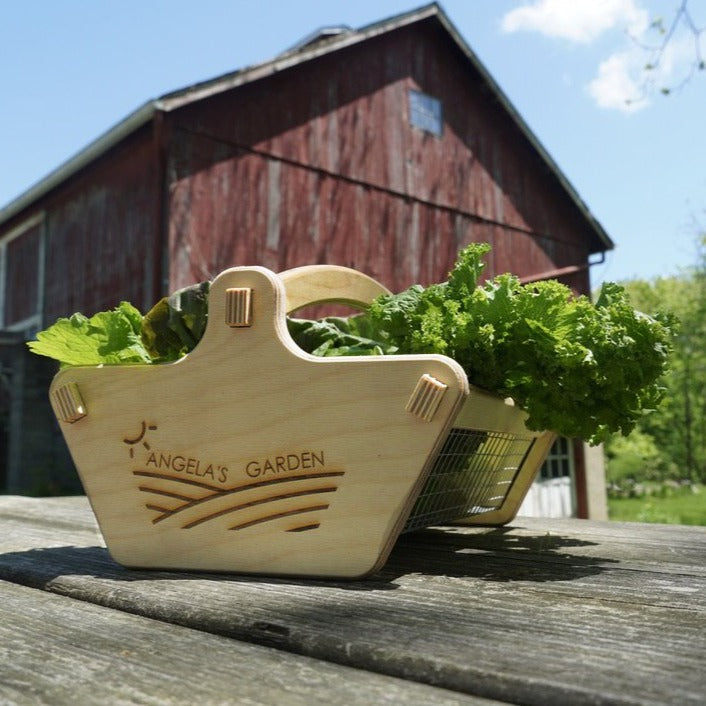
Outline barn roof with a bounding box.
[0,2,613,251]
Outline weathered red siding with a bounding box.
[166,19,596,295]
[3,222,41,325]
[42,131,160,321]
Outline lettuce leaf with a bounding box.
[286,314,398,357]
[141,281,210,362]
[28,281,212,367]
[27,302,151,367]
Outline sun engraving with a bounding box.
[123,421,158,458]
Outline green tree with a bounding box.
[610,234,706,483]
[605,427,668,487]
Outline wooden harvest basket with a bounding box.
[49,265,554,578]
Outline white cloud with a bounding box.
[587,26,703,112]
[500,0,705,112]
[587,52,649,112]
[501,0,648,43]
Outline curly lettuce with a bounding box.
[290,244,677,444]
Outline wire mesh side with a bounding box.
[403,427,536,532]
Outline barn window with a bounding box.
[540,437,575,479]
[518,436,577,518]
[0,214,44,336]
[408,89,443,136]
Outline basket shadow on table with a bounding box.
[0,524,615,590]
[380,525,617,583]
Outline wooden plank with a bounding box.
[1,496,704,705]
[0,581,490,706]
[5,496,703,578]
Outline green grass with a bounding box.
[608,484,706,525]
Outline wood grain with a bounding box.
[1,496,704,706]
[0,580,489,706]
[279,263,391,314]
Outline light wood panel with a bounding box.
[280,264,391,313]
[49,266,468,577]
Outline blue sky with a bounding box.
[1,0,704,286]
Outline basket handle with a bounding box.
[280,265,391,314]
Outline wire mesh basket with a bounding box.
[405,428,539,531]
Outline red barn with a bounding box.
[0,4,611,517]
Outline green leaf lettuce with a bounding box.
[28,244,677,443]
[27,302,151,367]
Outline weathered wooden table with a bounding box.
[0,495,703,705]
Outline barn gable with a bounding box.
[160,6,612,293]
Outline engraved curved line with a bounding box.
[146,503,172,514]
[123,421,147,444]
[134,470,344,495]
[229,505,330,531]
[138,486,195,502]
[124,422,157,445]
[181,486,338,529]
[145,471,345,524]
[133,471,223,491]
[286,522,320,532]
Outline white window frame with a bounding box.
[541,436,577,513]
[408,89,443,137]
[0,213,45,336]
[540,436,576,481]
[519,437,577,518]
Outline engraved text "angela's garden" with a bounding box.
[244,450,325,478]
[145,452,229,483]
